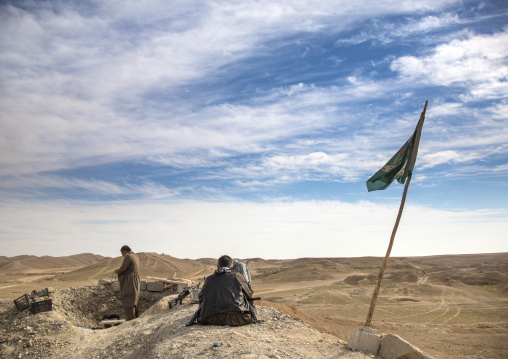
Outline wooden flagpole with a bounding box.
[364,172,412,327]
[364,101,428,328]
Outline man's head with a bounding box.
[217,255,233,268]
[120,245,131,256]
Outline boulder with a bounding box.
[378,333,434,359]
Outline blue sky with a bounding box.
[1,0,507,259]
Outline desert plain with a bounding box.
[0,252,507,358]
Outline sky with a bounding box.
[0,0,507,260]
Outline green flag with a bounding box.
[366,104,427,192]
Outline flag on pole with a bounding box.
[363,102,428,328]
[366,103,427,192]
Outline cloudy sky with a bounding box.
[1,0,507,259]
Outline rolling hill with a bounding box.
[0,253,107,273]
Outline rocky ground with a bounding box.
[0,285,376,359]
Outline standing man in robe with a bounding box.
[115,245,140,320]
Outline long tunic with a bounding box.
[116,252,140,308]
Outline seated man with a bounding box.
[197,255,256,326]
[232,259,252,291]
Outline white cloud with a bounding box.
[337,13,461,45]
[0,198,506,258]
[0,71,389,178]
[428,102,463,116]
[0,0,469,180]
[0,174,182,199]
[419,150,481,169]
[493,163,508,173]
[224,151,358,185]
[390,30,508,99]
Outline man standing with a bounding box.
[197,255,256,326]
[115,245,140,320]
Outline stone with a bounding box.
[146,281,164,292]
[348,327,380,355]
[140,281,147,291]
[378,333,434,359]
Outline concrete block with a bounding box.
[348,328,360,348]
[111,282,120,292]
[378,334,434,359]
[191,288,200,302]
[140,281,147,291]
[348,327,380,355]
[146,281,164,292]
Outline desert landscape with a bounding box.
[1,252,507,358]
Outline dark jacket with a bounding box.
[198,268,254,326]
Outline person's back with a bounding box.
[119,252,139,275]
[197,255,255,326]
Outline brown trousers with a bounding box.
[124,304,139,321]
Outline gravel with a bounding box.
[0,285,377,359]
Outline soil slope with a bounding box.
[0,286,374,359]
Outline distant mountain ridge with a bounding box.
[0,252,218,283]
[0,253,108,273]
[1,252,507,288]
[55,252,217,282]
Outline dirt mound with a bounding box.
[342,267,422,285]
[0,285,171,328]
[0,285,374,359]
[344,274,377,285]
[257,300,359,339]
[498,284,508,293]
[253,267,334,282]
[386,271,419,283]
[50,285,172,327]
[431,270,508,286]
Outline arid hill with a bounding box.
[0,286,374,359]
[53,252,216,282]
[0,253,107,274]
[0,252,507,358]
[0,253,217,299]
